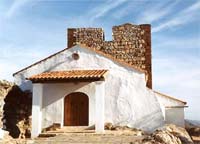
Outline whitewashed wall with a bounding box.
[165,108,185,127]
[42,82,95,128]
[14,45,164,131]
[155,92,185,127]
[155,92,184,116]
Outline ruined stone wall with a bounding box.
[2,86,32,138]
[0,80,32,138]
[67,23,152,88]
[0,80,13,128]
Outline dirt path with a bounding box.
[31,134,145,144]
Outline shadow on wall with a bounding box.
[2,85,32,138]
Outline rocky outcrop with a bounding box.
[143,124,194,144]
[187,127,200,137]
[0,80,32,139]
[185,120,200,136]
[185,120,200,144]
[0,80,13,128]
[0,130,28,144]
[104,122,144,136]
[104,123,194,144]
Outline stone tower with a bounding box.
[67,23,152,88]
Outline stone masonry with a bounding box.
[67,23,152,88]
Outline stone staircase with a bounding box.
[32,126,145,144]
[38,126,93,138]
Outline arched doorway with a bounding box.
[64,92,89,126]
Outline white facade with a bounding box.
[32,84,43,137]
[155,92,186,127]
[31,81,105,137]
[165,107,185,127]
[13,45,186,137]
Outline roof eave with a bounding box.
[154,90,187,105]
[13,47,71,76]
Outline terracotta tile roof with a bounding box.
[27,70,108,83]
[13,44,145,76]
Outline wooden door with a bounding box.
[64,92,89,126]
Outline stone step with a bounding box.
[38,133,57,138]
[32,135,145,144]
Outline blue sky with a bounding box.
[0,0,200,120]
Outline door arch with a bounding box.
[64,92,89,126]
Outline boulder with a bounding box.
[0,129,16,144]
[187,127,200,137]
[143,124,194,144]
[104,122,113,130]
[152,129,182,144]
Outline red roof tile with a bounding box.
[27,70,108,82]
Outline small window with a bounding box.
[72,53,79,60]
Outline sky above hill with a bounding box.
[0,0,199,120]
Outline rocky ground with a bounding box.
[185,120,200,144]
[0,80,199,144]
[0,123,199,144]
